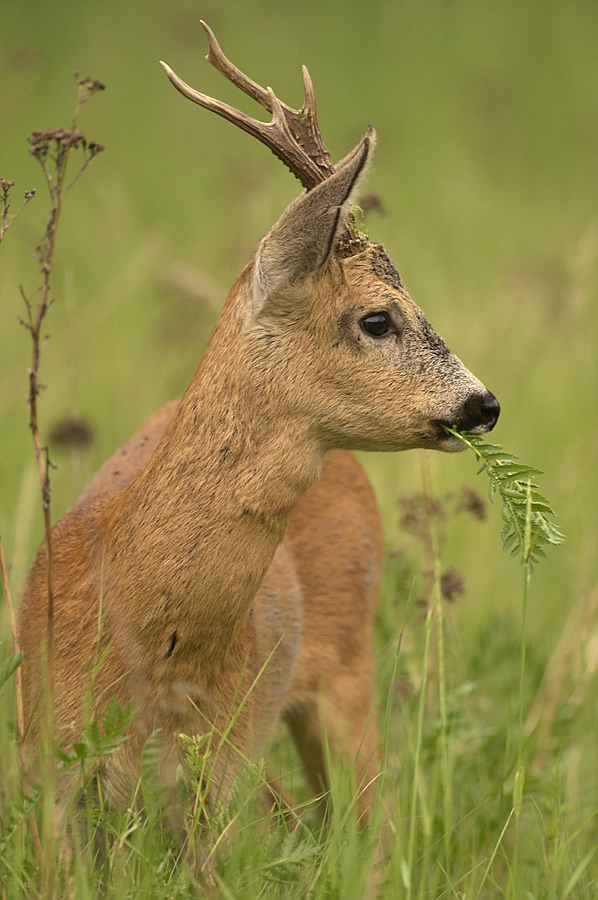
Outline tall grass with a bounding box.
[1,440,590,898]
[0,460,597,897]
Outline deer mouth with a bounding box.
[431,421,468,450]
[433,391,500,440]
[432,391,500,446]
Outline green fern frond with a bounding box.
[443,428,565,570]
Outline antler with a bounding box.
[160,21,335,190]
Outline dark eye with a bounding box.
[360,312,392,337]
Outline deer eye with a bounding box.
[360,312,392,337]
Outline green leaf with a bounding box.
[141,729,163,782]
[84,720,100,749]
[141,729,165,822]
[442,427,565,570]
[72,741,88,759]
[103,697,135,738]
[0,789,40,857]
[0,650,23,693]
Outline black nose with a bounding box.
[460,391,500,433]
[480,392,500,430]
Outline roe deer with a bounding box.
[19,23,499,825]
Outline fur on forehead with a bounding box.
[337,242,406,292]
[368,244,405,291]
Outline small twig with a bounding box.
[0,537,25,749]
[64,141,104,194]
[0,178,35,248]
[71,74,105,129]
[17,78,104,889]
[0,536,43,865]
[20,274,56,707]
[20,78,105,737]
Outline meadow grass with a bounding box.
[1,0,598,896]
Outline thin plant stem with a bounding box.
[0,179,35,248]
[0,536,43,866]
[510,481,533,896]
[518,480,534,757]
[431,528,452,883]
[478,806,515,894]
[518,568,531,767]
[17,83,105,898]
[19,128,70,731]
[0,537,25,747]
[420,458,453,883]
[406,602,434,900]
[21,287,58,756]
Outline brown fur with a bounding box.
[73,402,382,815]
[19,122,498,825]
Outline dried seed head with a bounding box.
[440,567,465,603]
[359,193,386,217]
[457,485,486,521]
[399,492,447,540]
[48,416,94,450]
[27,128,86,159]
[77,76,106,94]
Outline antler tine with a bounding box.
[202,21,333,179]
[162,22,334,189]
[301,65,317,118]
[298,65,333,175]
[160,60,325,188]
[200,20,274,114]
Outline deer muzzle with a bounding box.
[435,389,500,442]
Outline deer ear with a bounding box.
[252,127,375,304]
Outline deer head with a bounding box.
[160,23,499,455]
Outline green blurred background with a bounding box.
[1,0,597,655]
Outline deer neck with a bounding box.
[101,281,322,664]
